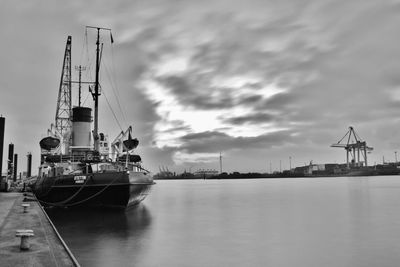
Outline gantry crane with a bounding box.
[331,126,373,168]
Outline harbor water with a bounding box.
[47,176,400,267]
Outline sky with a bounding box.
[1,0,400,175]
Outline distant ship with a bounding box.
[32,27,154,208]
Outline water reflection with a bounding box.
[47,205,152,267]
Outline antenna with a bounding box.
[74,65,86,107]
[219,152,223,173]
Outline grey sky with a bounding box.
[1,0,400,174]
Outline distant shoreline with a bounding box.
[154,173,400,180]
[155,164,400,180]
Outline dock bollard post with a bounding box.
[15,230,34,250]
[22,203,30,213]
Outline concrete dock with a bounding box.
[0,192,78,267]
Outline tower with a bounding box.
[13,154,17,182]
[0,117,4,177]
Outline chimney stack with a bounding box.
[26,153,32,178]
[8,143,14,178]
[0,117,4,177]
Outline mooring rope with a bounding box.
[37,174,92,206]
[56,174,124,207]
[36,172,124,207]
[37,165,89,200]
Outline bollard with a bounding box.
[21,203,30,213]
[15,230,34,250]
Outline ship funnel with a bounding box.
[72,107,92,148]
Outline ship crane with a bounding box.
[331,126,373,168]
[55,36,72,137]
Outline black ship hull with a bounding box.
[33,172,153,208]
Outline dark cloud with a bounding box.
[157,75,236,109]
[179,130,295,154]
[223,113,276,125]
[237,94,264,105]
[256,93,296,111]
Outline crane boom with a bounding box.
[55,36,72,138]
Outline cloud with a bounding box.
[108,0,400,170]
[2,0,400,172]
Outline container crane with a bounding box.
[331,126,373,168]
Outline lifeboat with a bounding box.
[39,136,60,150]
[123,132,139,150]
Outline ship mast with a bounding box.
[94,28,100,151]
[86,26,111,151]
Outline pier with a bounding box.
[0,192,79,266]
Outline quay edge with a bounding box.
[0,192,80,267]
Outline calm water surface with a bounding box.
[47,177,400,267]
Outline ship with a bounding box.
[32,27,154,208]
